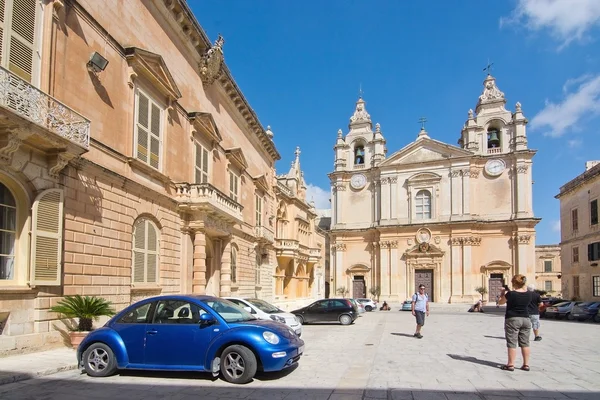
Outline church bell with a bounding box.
[488,130,500,147]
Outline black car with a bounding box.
[292,298,358,326]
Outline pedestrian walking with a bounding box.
[411,284,429,339]
[527,284,543,341]
[498,274,533,372]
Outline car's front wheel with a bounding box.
[220,345,257,384]
[339,314,352,325]
[365,305,373,312]
[82,343,117,377]
[295,315,305,325]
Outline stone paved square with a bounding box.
[0,309,598,399]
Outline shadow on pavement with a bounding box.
[0,374,598,400]
[447,353,503,369]
[391,333,418,338]
[483,335,505,340]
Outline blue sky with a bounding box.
[192,0,600,245]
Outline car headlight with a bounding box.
[262,331,280,344]
[270,315,286,323]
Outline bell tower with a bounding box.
[458,74,529,155]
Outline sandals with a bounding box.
[501,365,515,371]
[521,365,530,371]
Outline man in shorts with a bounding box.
[527,284,543,341]
[411,284,430,339]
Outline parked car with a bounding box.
[539,298,564,318]
[225,297,302,337]
[571,302,600,322]
[77,295,304,384]
[401,300,412,311]
[349,298,366,314]
[544,301,580,319]
[356,298,377,312]
[291,298,359,325]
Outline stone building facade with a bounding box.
[534,245,562,297]
[272,147,326,311]
[329,75,539,304]
[0,0,316,355]
[556,161,600,301]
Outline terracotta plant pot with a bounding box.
[69,331,89,349]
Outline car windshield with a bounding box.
[247,299,282,314]
[203,299,257,323]
[552,302,571,307]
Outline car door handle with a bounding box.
[146,330,158,335]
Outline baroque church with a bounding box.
[328,75,539,303]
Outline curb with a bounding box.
[0,364,79,386]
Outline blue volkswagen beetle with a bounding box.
[76,295,304,384]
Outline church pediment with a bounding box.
[125,47,182,101]
[189,112,222,145]
[381,139,472,166]
[253,174,271,193]
[404,243,445,257]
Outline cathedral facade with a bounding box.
[329,75,539,303]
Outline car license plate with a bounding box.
[298,345,304,355]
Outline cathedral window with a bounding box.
[415,190,431,220]
[354,145,365,165]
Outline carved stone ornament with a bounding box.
[389,177,398,184]
[416,228,432,244]
[380,240,398,249]
[332,243,346,251]
[516,235,531,244]
[479,75,505,103]
[516,165,529,174]
[451,236,481,246]
[434,236,441,244]
[48,152,76,180]
[0,131,23,165]
[199,35,225,86]
[450,170,462,178]
[350,98,371,124]
[515,102,522,113]
[407,238,414,246]
[419,242,430,253]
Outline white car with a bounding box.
[225,297,303,337]
[356,298,377,312]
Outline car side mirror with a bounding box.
[199,313,216,326]
[243,306,253,314]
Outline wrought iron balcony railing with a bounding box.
[0,67,90,149]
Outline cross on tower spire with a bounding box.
[483,59,494,75]
[418,117,427,131]
[358,83,363,99]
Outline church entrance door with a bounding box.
[489,274,504,303]
[352,276,365,298]
[414,269,434,299]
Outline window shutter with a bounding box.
[149,103,161,169]
[195,143,202,184]
[7,0,36,82]
[202,148,208,183]
[136,92,149,163]
[30,189,63,286]
[589,244,594,262]
[0,0,6,64]
[133,219,145,283]
[146,222,157,283]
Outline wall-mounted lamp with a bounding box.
[87,52,109,74]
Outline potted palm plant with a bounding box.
[50,295,116,348]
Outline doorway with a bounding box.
[414,269,434,299]
[352,275,366,298]
[489,273,504,302]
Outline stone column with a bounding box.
[389,241,399,301]
[220,239,232,297]
[463,236,481,302]
[515,165,530,218]
[379,242,390,296]
[450,237,463,303]
[451,170,461,216]
[462,169,475,215]
[372,180,381,224]
[332,185,337,225]
[192,230,207,294]
[334,243,345,295]
[381,178,390,220]
[390,177,398,220]
[516,234,532,277]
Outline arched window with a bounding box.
[231,245,237,283]
[132,218,160,284]
[487,127,501,149]
[0,183,16,281]
[354,145,365,165]
[415,190,431,220]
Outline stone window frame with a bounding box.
[133,86,165,171]
[131,217,161,287]
[407,172,441,223]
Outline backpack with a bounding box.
[413,293,428,302]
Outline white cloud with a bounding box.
[305,183,331,210]
[501,0,600,49]
[567,139,582,148]
[529,74,600,137]
[551,220,561,233]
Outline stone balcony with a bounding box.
[274,239,299,258]
[174,183,243,223]
[308,247,321,262]
[0,67,90,170]
[255,226,275,244]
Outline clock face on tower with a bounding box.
[485,159,506,176]
[350,174,367,190]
